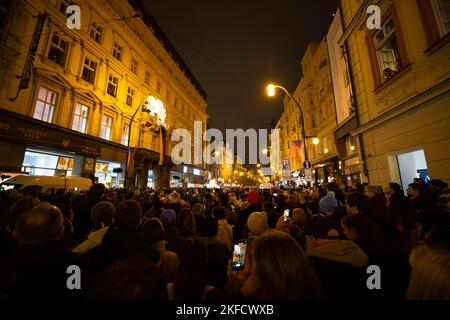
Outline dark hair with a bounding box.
[212,206,226,220]
[177,208,196,237]
[388,183,403,196]
[199,217,218,237]
[15,203,64,244]
[90,201,114,229]
[141,218,165,245]
[263,201,275,213]
[307,201,320,215]
[114,200,142,230]
[341,214,384,257]
[251,231,320,299]
[90,256,166,300]
[346,192,370,214]
[267,211,279,229]
[408,183,424,195]
[7,197,41,230]
[88,183,106,199]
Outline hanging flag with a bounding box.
[159,126,167,165]
[292,140,304,164]
[19,14,47,90]
[127,148,136,171]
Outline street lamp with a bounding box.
[266,83,318,162]
[124,95,164,187]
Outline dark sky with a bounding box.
[145,0,338,132]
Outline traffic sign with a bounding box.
[303,160,312,169]
[282,158,291,171]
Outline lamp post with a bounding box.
[124,95,153,188]
[266,83,319,163]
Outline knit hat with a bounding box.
[247,211,267,235]
[319,191,338,212]
[160,209,176,228]
[305,215,340,239]
[247,190,260,205]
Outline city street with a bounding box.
[0,0,449,308]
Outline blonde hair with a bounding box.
[406,245,450,300]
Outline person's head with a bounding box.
[365,185,381,199]
[319,191,338,215]
[14,203,64,244]
[199,216,218,237]
[247,211,268,236]
[247,190,260,205]
[307,201,320,216]
[114,200,142,230]
[406,245,450,300]
[212,206,226,221]
[90,201,115,230]
[267,211,279,229]
[345,192,370,215]
[7,197,41,230]
[88,183,106,199]
[141,218,165,246]
[262,201,275,213]
[90,256,166,300]
[428,179,448,195]
[168,191,180,204]
[407,183,423,200]
[340,214,365,242]
[385,183,403,203]
[244,231,320,300]
[191,203,205,217]
[304,215,340,251]
[179,237,208,273]
[160,209,177,229]
[292,208,308,227]
[177,208,196,237]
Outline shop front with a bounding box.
[170,164,208,188]
[312,156,340,185]
[0,109,127,187]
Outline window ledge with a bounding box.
[373,64,412,95]
[425,33,450,56]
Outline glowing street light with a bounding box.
[267,84,276,97]
[313,137,320,145]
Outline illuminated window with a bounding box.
[33,87,56,123]
[72,103,89,133]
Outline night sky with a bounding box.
[145,0,338,132]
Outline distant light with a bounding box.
[324,148,329,154]
[313,138,320,145]
[350,145,355,151]
[262,148,268,155]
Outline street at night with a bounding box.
[0,0,449,311]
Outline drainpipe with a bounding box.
[338,0,370,182]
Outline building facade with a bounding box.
[337,0,450,188]
[0,0,208,188]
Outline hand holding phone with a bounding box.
[232,239,248,271]
[283,209,290,223]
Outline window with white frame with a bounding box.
[121,123,130,145]
[372,17,403,82]
[126,87,134,106]
[89,22,103,44]
[431,0,450,36]
[107,74,119,97]
[72,103,89,133]
[100,114,113,140]
[112,41,123,61]
[144,71,150,85]
[48,33,68,67]
[131,58,138,74]
[33,87,57,123]
[81,57,97,84]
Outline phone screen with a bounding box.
[284,209,290,222]
[232,240,248,271]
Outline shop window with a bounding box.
[107,73,119,97]
[48,33,68,67]
[72,103,89,133]
[82,57,97,84]
[22,150,73,177]
[33,87,57,123]
[100,114,113,140]
[89,22,103,44]
[95,161,122,188]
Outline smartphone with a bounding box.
[232,239,248,271]
[283,209,290,223]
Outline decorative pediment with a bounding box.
[34,68,73,90]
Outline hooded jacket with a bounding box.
[307,240,369,299]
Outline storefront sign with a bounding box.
[0,111,101,156]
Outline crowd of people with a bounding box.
[0,177,449,300]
